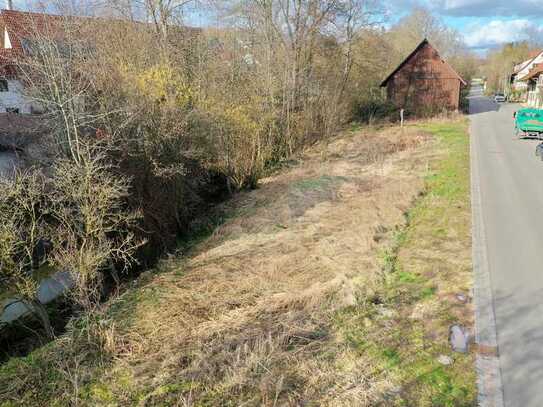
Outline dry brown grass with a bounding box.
[0,125,436,406]
[103,126,433,405]
[337,119,476,406]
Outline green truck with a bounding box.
[517,108,543,159]
[515,108,543,138]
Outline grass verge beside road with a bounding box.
[0,118,475,406]
[336,120,475,405]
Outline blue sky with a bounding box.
[388,0,543,53]
[187,1,543,54]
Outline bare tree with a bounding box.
[49,145,143,311]
[12,14,145,312]
[16,14,105,164]
[0,169,54,338]
[483,42,534,95]
[387,8,464,64]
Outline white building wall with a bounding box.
[0,79,35,114]
[513,81,528,92]
[514,52,543,97]
[527,74,543,109]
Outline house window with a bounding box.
[6,108,19,114]
[0,80,8,92]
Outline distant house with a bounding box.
[519,64,543,108]
[511,50,543,98]
[0,6,67,114]
[0,5,200,116]
[511,50,543,107]
[380,39,466,114]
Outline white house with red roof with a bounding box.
[519,64,543,108]
[0,2,200,115]
[510,50,543,108]
[512,52,541,85]
[0,5,43,113]
[0,2,70,114]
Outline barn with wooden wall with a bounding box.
[381,39,466,114]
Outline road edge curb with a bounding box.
[470,116,505,406]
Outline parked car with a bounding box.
[494,93,506,103]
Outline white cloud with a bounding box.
[434,0,543,17]
[464,19,543,49]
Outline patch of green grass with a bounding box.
[379,228,407,274]
[422,123,470,203]
[397,270,421,283]
[382,348,401,368]
[106,280,165,333]
[348,121,363,132]
[0,342,68,406]
[421,286,437,299]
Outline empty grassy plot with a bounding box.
[337,119,475,406]
[0,123,449,406]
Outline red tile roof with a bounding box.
[528,50,542,59]
[0,9,69,77]
[514,51,543,75]
[1,9,67,52]
[520,63,543,81]
[0,9,201,78]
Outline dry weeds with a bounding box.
[104,126,433,405]
[1,125,436,406]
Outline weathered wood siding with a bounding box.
[386,42,462,113]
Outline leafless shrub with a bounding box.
[0,144,143,334]
[0,168,54,338]
[49,144,144,312]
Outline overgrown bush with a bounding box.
[352,98,399,124]
[49,146,143,312]
[2,1,479,351]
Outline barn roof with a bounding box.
[380,39,466,87]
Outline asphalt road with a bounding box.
[470,86,543,406]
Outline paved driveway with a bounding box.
[470,87,543,406]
